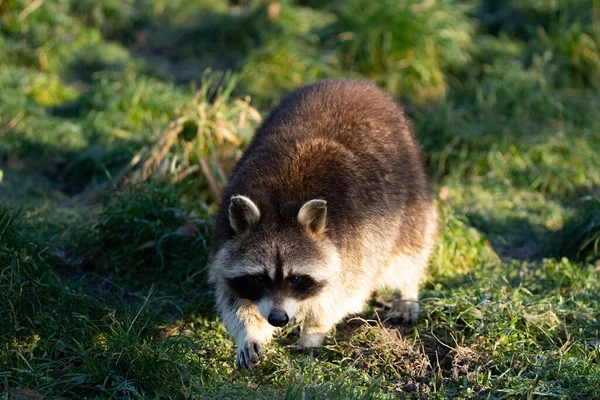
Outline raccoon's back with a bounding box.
[214,79,431,250]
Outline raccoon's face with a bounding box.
[215,195,340,327]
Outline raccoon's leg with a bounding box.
[296,295,343,348]
[297,321,333,348]
[220,297,274,369]
[389,256,423,323]
[386,205,439,323]
[375,251,425,323]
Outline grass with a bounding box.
[1,0,599,398]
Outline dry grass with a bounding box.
[122,75,262,200]
[337,319,431,379]
[1,0,599,398]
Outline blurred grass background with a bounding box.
[1,0,599,398]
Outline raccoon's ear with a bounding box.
[229,195,260,234]
[298,199,327,235]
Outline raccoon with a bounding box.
[209,79,439,369]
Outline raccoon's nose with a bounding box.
[267,310,289,327]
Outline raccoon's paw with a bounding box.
[236,341,263,370]
[389,300,420,324]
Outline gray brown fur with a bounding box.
[209,79,439,369]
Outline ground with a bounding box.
[1,0,599,399]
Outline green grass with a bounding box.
[1,0,599,398]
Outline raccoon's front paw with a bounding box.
[236,341,263,370]
[390,300,420,324]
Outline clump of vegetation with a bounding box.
[125,74,262,200]
[0,208,92,339]
[79,182,211,286]
[236,4,338,108]
[480,0,600,90]
[555,197,600,263]
[327,0,474,103]
[431,206,499,280]
[63,308,205,399]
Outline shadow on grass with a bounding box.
[2,126,140,195]
[465,191,600,263]
[465,213,555,260]
[69,2,276,84]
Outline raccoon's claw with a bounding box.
[236,341,263,370]
[389,300,420,324]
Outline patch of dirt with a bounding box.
[440,346,481,380]
[338,321,431,378]
[393,378,433,399]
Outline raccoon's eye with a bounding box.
[287,274,325,300]
[254,275,267,284]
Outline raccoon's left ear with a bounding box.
[229,195,260,234]
[298,199,327,235]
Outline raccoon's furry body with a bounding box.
[209,79,439,369]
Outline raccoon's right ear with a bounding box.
[229,195,261,234]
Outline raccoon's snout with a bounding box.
[267,310,289,327]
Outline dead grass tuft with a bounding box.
[122,75,262,200]
[445,345,481,380]
[339,319,431,378]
